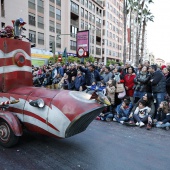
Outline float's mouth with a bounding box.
[65,106,105,138]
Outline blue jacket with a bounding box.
[79,66,103,85]
[116,102,133,117]
[75,76,86,90]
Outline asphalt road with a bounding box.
[0,120,170,170]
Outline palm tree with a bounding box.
[140,7,154,61]
[123,0,127,64]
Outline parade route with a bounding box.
[0,120,170,170]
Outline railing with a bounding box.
[71,19,79,27]
[96,41,101,46]
[71,8,79,15]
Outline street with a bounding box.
[0,120,170,170]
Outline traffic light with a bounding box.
[50,41,55,54]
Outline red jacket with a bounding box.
[124,74,136,97]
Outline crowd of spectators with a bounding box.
[32,60,170,130]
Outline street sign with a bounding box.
[76,30,89,58]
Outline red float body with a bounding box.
[0,38,104,139]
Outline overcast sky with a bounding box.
[147,0,170,62]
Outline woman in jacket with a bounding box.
[124,66,136,103]
[133,66,152,103]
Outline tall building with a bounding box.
[102,0,123,64]
[0,0,123,64]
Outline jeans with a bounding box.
[153,92,166,109]
[114,115,128,122]
[133,114,148,123]
[156,122,170,128]
[134,91,145,99]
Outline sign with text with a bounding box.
[76,30,89,58]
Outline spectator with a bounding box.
[122,61,132,78]
[99,65,106,77]
[148,64,166,109]
[97,81,106,95]
[68,76,76,90]
[66,64,77,86]
[124,66,136,103]
[143,60,150,67]
[113,99,133,124]
[133,65,152,103]
[133,100,151,128]
[57,63,64,77]
[136,63,143,75]
[58,73,69,89]
[126,93,155,129]
[79,64,103,86]
[102,66,113,83]
[74,71,86,91]
[154,101,170,130]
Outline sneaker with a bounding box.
[139,122,145,127]
[96,116,101,120]
[113,118,117,122]
[106,118,112,122]
[120,121,124,124]
[146,123,152,130]
[136,122,139,126]
[165,126,170,131]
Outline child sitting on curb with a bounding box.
[113,99,133,124]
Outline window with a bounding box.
[49,35,55,46]
[89,13,92,22]
[71,1,79,14]
[49,20,55,32]
[81,20,84,29]
[38,32,44,45]
[29,13,36,26]
[37,0,44,13]
[38,16,44,29]
[85,0,88,8]
[81,0,84,5]
[89,1,92,10]
[56,23,61,34]
[85,10,88,19]
[56,8,61,20]
[92,4,95,12]
[81,8,84,17]
[28,0,35,10]
[56,38,61,48]
[56,0,61,6]
[50,0,54,3]
[70,40,76,50]
[29,30,36,43]
[70,26,78,38]
[49,5,55,18]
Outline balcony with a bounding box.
[71,19,79,27]
[71,7,79,16]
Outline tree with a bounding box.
[140,7,154,60]
[123,0,128,64]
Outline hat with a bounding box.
[161,65,166,70]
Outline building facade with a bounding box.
[0,0,123,64]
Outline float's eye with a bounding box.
[14,52,26,67]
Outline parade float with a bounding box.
[0,19,110,147]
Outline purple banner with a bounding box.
[76,30,89,58]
